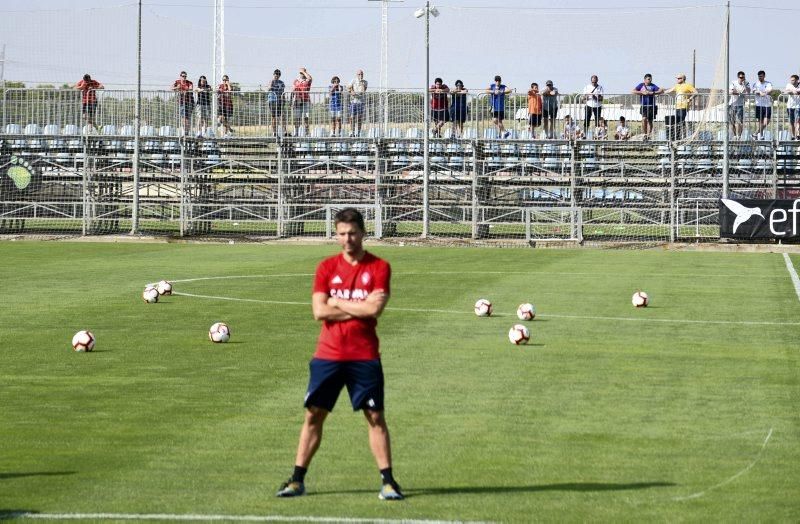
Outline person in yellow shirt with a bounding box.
[664,73,697,139]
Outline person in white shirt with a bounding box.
[595,117,608,140]
[348,70,368,136]
[561,115,584,140]
[783,74,800,140]
[729,71,750,138]
[752,70,773,139]
[614,116,630,141]
[583,75,603,135]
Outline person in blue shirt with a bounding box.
[632,73,663,139]
[485,75,514,138]
[329,76,344,137]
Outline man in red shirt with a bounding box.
[291,67,313,136]
[172,71,195,135]
[277,208,404,501]
[430,77,450,138]
[74,74,104,130]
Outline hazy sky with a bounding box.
[0,0,797,93]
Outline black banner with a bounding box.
[720,198,800,239]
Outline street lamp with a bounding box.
[415,1,438,238]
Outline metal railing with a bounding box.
[3,89,799,141]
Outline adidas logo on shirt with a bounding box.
[331,275,343,284]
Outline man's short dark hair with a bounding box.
[274,69,281,75]
[494,75,501,82]
[620,116,626,122]
[737,70,745,77]
[644,73,653,79]
[792,75,799,82]
[758,70,766,76]
[434,77,442,84]
[83,74,91,81]
[335,207,365,232]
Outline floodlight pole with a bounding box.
[213,0,225,134]
[722,0,730,199]
[422,0,431,238]
[131,0,142,234]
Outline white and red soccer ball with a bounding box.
[508,324,530,345]
[72,330,95,352]
[632,291,649,308]
[142,285,159,303]
[156,280,173,295]
[474,298,493,317]
[516,303,536,321]
[209,322,231,343]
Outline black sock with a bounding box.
[380,467,395,486]
[291,465,307,483]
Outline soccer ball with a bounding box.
[156,280,173,295]
[142,286,159,303]
[72,330,95,352]
[209,322,231,343]
[516,303,536,321]
[474,298,493,317]
[508,324,530,345]
[632,291,649,307]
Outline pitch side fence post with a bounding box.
[374,138,382,238]
[179,141,186,236]
[277,140,284,237]
[471,141,479,239]
[771,142,778,198]
[669,144,676,242]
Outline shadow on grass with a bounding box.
[0,471,76,480]
[0,511,39,520]
[307,481,675,498]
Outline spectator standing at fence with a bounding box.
[752,70,773,140]
[430,78,450,138]
[615,116,630,141]
[268,69,286,137]
[195,75,212,137]
[729,71,750,139]
[329,77,344,137]
[561,114,584,140]
[348,70,368,137]
[527,83,543,138]
[664,73,696,139]
[582,75,603,135]
[632,73,663,140]
[541,80,559,139]
[486,75,513,139]
[782,74,800,140]
[172,71,195,136]
[74,74,104,131]
[292,68,313,137]
[595,117,608,140]
[449,80,468,139]
[218,75,235,137]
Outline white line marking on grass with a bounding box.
[0,512,486,523]
[673,427,773,501]
[783,253,800,302]
[172,292,800,327]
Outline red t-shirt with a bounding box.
[217,83,233,108]
[76,79,102,104]
[173,78,194,105]
[293,78,312,102]
[313,251,391,361]
[430,84,449,111]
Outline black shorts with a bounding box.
[492,110,505,121]
[542,106,557,119]
[528,114,542,127]
[755,106,772,121]
[640,105,658,121]
[218,105,233,119]
[305,358,385,412]
[269,101,283,117]
[432,109,449,123]
[729,105,744,123]
[82,102,97,118]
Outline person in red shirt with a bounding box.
[172,71,195,135]
[430,77,450,138]
[217,75,235,137]
[74,74,104,130]
[291,67,313,136]
[277,208,404,501]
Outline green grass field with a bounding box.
[1,242,799,522]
